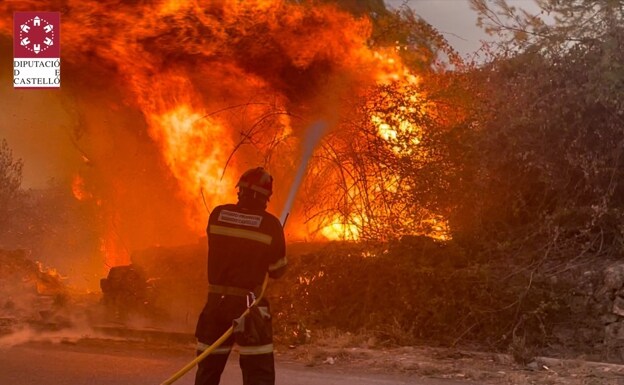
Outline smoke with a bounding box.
[0,249,100,346]
[0,37,78,188]
[0,326,92,348]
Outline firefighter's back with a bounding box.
[207,203,283,291]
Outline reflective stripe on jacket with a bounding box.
[207,204,286,290]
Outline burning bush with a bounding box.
[303,81,452,241]
[0,249,68,333]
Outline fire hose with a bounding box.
[158,120,327,385]
[158,275,269,385]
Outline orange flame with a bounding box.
[320,215,360,241]
[71,174,91,201]
[100,232,130,268]
[0,0,445,259]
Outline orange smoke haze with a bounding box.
[0,1,425,272]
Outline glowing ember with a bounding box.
[424,216,451,241]
[71,175,91,201]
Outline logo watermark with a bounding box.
[13,12,61,88]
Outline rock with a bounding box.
[605,322,624,343]
[553,326,576,344]
[578,327,600,343]
[592,300,610,315]
[602,314,619,324]
[614,298,624,317]
[579,270,596,295]
[604,264,624,291]
[569,295,589,313]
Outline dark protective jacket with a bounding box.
[207,203,287,290]
[195,203,285,384]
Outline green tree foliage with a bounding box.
[470,0,624,52]
[450,0,624,263]
[0,140,23,228]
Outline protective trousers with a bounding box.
[194,294,274,385]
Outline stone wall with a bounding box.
[601,263,624,361]
[546,262,624,363]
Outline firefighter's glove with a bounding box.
[232,306,271,345]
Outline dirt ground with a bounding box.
[279,342,624,385]
[2,323,624,384]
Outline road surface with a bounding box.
[0,338,472,385]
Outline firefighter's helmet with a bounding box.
[236,167,273,199]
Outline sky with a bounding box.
[386,0,541,57]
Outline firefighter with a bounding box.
[195,167,287,385]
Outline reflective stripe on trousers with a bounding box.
[197,342,273,355]
[196,342,232,355]
[239,343,273,355]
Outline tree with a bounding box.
[369,6,462,71]
[446,0,624,263]
[300,78,457,240]
[470,0,624,53]
[0,139,23,228]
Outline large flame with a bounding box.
[0,0,445,268]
